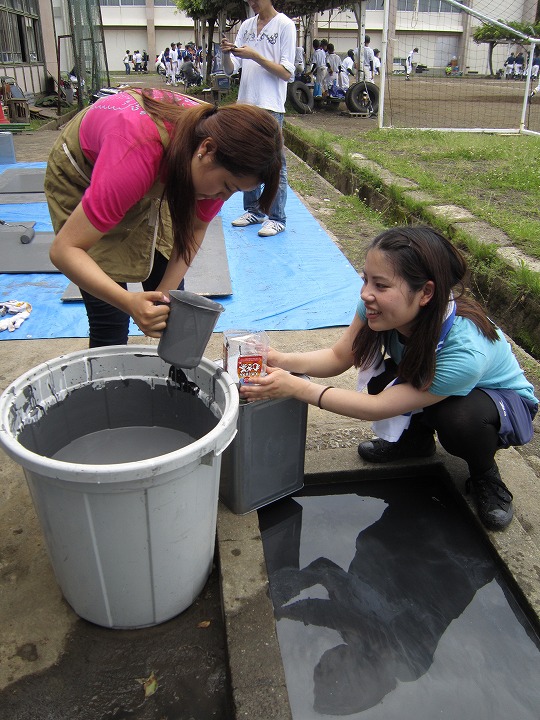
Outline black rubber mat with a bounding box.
[259,475,540,719]
[0,167,46,193]
[0,192,46,204]
[0,225,57,273]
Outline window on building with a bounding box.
[0,11,22,62]
[6,0,40,11]
[154,0,179,5]
[5,0,24,9]
[365,0,385,8]
[0,8,41,63]
[440,0,461,11]
[99,0,146,5]
[24,15,38,61]
[398,0,461,10]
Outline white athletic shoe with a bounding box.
[231,212,264,227]
[258,220,285,237]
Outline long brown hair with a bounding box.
[140,89,283,264]
[352,226,498,390]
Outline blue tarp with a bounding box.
[0,162,361,340]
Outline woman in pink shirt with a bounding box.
[45,88,282,347]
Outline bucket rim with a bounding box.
[0,345,239,483]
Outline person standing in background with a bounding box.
[363,35,375,81]
[162,47,171,84]
[325,43,345,93]
[123,51,131,75]
[220,0,295,238]
[168,42,179,86]
[342,49,356,81]
[294,45,305,76]
[373,49,381,77]
[406,47,418,80]
[311,39,327,98]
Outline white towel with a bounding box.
[0,300,32,332]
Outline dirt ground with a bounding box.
[286,73,540,134]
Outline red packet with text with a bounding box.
[223,330,269,384]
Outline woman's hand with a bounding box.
[128,291,170,338]
[239,367,301,402]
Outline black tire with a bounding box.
[345,81,380,115]
[287,81,314,114]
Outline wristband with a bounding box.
[317,385,334,409]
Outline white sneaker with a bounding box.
[258,220,285,237]
[231,212,264,227]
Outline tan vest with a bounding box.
[44,91,174,283]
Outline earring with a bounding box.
[197,153,202,159]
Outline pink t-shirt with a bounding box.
[78,90,223,232]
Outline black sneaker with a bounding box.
[466,465,513,531]
[357,436,436,463]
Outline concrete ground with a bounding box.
[1,119,539,720]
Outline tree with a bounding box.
[473,20,540,75]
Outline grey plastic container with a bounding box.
[219,394,307,515]
[0,346,238,629]
[0,131,16,164]
[158,290,224,368]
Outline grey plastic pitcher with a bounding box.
[158,290,224,368]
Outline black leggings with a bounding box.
[80,251,183,348]
[421,390,500,475]
[367,364,500,475]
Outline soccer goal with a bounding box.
[377,0,540,135]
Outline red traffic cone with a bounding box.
[0,103,8,124]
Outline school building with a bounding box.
[0,0,537,96]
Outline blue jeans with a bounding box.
[243,111,287,225]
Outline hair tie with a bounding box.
[317,386,334,409]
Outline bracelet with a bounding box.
[317,385,334,409]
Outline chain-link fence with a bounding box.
[67,0,109,108]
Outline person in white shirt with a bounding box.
[294,46,305,76]
[363,35,375,81]
[168,42,179,86]
[373,49,381,77]
[221,0,295,238]
[311,38,328,98]
[406,47,418,80]
[342,49,356,82]
[324,43,342,91]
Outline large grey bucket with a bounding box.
[0,346,238,629]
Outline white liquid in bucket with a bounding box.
[53,426,195,464]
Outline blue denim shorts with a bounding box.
[480,388,538,448]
